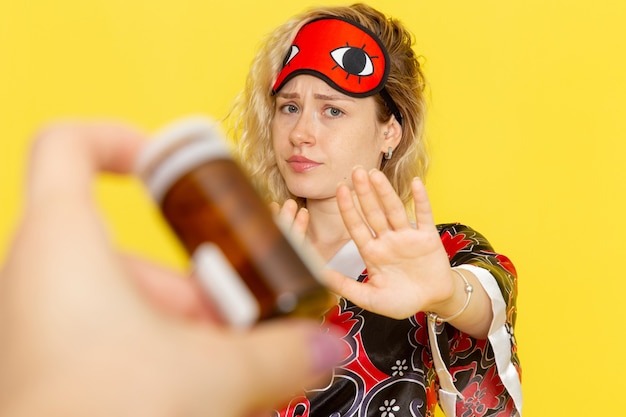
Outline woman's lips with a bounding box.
[286,155,322,173]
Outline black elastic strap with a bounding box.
[379,87,403,126]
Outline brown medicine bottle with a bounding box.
[136,117,333,327]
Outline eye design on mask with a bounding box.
[282,45,300,67]
[330,44,377,80]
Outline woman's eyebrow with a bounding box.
[276,91,354,101]
[313,93,355,101]
[276,92,299,99]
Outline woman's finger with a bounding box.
[291,207,310,238]
[278,199,299,221]
[233,321,345,413]
[269,201,280,215]
[272,199,309,241]
[411,177,436,231]
[2,123,150,328]
[26,122,147,210]
[350,167,389,235]
[121,254,221,322]
[336,183,373,247]
[368,169,411,230]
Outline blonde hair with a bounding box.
[229,3,428,212]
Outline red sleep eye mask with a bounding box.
[272,17,390,98]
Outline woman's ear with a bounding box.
[381,115,402,152]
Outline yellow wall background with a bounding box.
[2,1,625,415]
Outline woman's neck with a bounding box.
[305,199,352,263]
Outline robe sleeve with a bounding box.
[428,223,522,417]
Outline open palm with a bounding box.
[322,168,455,319]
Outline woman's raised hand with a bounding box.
[322,167,456,319]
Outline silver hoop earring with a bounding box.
[384,147,393,160]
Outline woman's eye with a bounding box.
[281,104,298,113]
[325,107,343,117]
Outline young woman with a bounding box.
[230,3,522,416]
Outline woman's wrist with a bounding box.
[426,266,493,339]
[427,268,473,324]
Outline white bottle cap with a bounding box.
[135,116,232,203]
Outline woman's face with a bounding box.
[271,75,390,201]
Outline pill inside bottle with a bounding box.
[135,117,334,327]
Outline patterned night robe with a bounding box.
[275,223,522,417]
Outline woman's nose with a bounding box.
[289,111,316,147]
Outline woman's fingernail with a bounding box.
[309,331,345,373]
